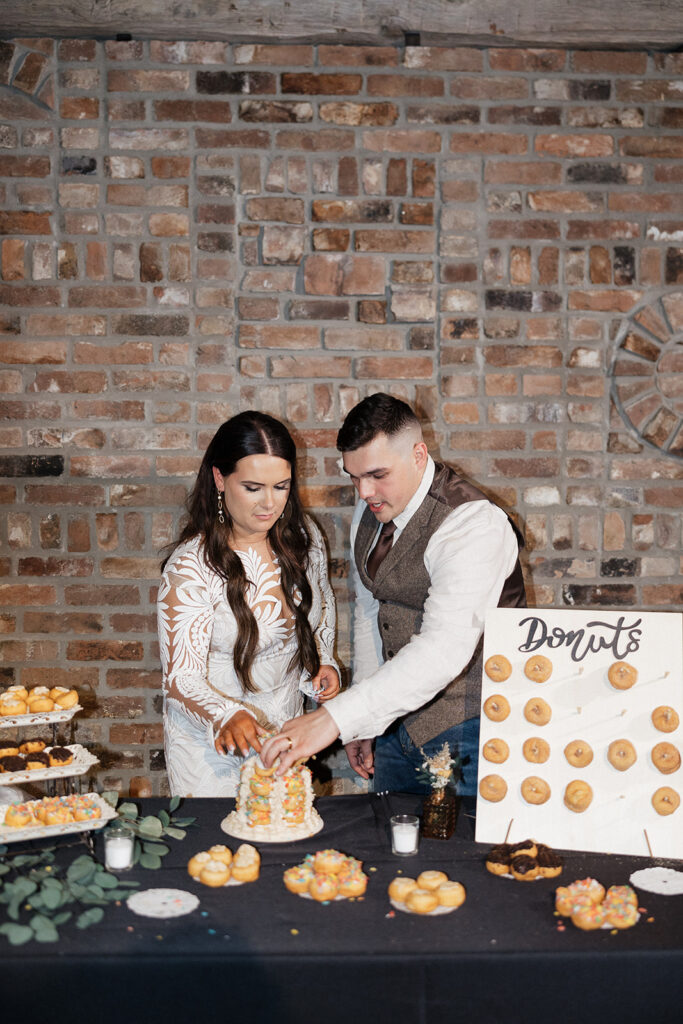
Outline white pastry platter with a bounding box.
[390,898,461,916]
[0,745,99,786]
[0,793,116,844]
[221,807,324,843]
[0,705,82,729]
[126,889,200,919]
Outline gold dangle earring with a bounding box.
[217,489,225,525]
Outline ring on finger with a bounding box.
[284,735,293,752]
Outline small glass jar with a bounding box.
[104,820,135,872]
[421,788,457,840]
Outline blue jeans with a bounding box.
[373,717,481,797]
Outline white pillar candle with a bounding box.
[105,831,135,871]
[390,814,420,856]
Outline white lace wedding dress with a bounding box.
[157,518,338,796]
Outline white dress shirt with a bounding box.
[326,455,521,744]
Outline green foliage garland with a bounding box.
[0,796,197,946]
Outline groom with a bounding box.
[262,393,526,795]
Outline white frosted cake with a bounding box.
[221,756,323,842]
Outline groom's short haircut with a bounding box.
[336,393,421,453]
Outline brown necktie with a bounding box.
[366,520,397,581]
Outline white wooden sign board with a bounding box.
[474,608,682,859]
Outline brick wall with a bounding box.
[1,38,682,794]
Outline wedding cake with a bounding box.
[221,755,323,842]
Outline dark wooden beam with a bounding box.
[1,0,682,48]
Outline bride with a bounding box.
[157,411,340,796]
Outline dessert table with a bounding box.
[1,793,681,1024]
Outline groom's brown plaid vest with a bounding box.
[354,462,526,747]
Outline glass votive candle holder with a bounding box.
[390,814,420,856]
[104,820,135,872]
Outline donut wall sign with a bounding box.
[474,609,682,859]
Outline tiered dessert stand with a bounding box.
[0,701,113,846]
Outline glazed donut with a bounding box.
[651,706,680,733]
[536,845,563,879]
[510,855,538,882]
[283,865,314,894]
[508,839,538,859]
[232,859,260,882]
[340,855,363,876]
[231,843,260,881]
[479,774,508,803]
[483,694,510,723]
[19,739,46,755]
[651,742,681,775]
[249,775,273,796]
[523,737,550,764]
[0,755,25,773]
[555,888,591,916]
[572,902,606,931]
[651,786,680,816]
[564,739,593,768]
[484,655,512,683]
[603,886,639,929]
[437,881,466,907]
[26,697,54,713]
[521,776,551,805]
[199,860,230,887]
[54,689,78,710]
[5,685,28,701]
[564,780,593,813]
[233,842,259,865]
[417,870,449,892]
[388,877,417,903]
[73,803,101,823]
[45,806,72,826]
[337,870,367,898]
[608,738,637,772]
[482,738,509,764]
[405,888,439,915]
[25,751,50,770]
[309,873,339,902]
[188,852,212,878]
[555,877,605,916]
[28,686,50,699]
[604,884,637,908]
[607,661,637,691]
[523,697,552,726]
[485,847,510,876]
[208,844,232,866]
[524,655,553,683]
[0,698,27,716]
[313,849,346,875]
[47,746,73,767]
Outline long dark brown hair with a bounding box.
[168,411,320,693]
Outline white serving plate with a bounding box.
[0,792,117,844]
[390,898,461,916]
[0,705,82,729]
[221,808,324,843]
[126,889,200,919]
[0,744,99,786]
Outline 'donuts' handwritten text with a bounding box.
[517,615,642,663]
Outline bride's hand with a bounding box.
[215,711,268,757]
[311,664,341,702]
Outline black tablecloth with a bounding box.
[1,794,682,1024]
